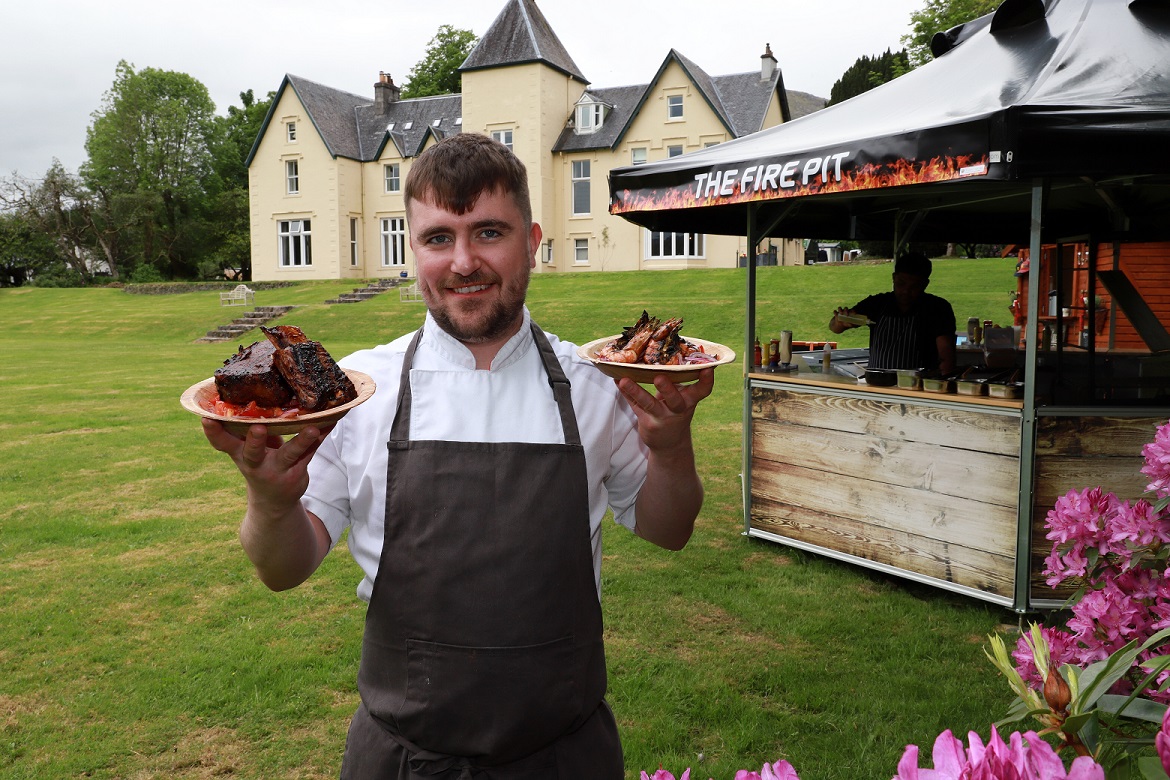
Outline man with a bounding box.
[202,133,712,778]
[829,251,957,374]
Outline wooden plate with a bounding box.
[180,369,376,436]
[577,336,736,384]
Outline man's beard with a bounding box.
[420,267,531,344]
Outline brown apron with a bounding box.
[340,323,623,779]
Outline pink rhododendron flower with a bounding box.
[641,770,691,780]
[733,760,800,780]
[1012,626,1078,690]
[893,728,1104,780]
[1157,704,1170,776]
[1142,423,1170,498]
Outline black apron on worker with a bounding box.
[869,312,923,370]
[340,322,623,779]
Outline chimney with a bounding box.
[374,72,401,115]
[760,43,777,81]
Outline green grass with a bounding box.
[0,260,1022,779]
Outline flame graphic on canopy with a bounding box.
[611,154,989,215]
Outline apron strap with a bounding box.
[389,328,425,443]
[387,322,582,447]
[529,321,582,448]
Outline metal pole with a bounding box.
[1015,181,1046,612]
[743,205,759,532]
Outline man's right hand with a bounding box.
[202,419,333,590]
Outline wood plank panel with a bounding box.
[1034,416,1163,457]
[753,418,1019,505]
[751,497,1014,597]
[752,388,1022,456]
[751,458,1018,557]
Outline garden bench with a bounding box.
[220,284,255,306]
[399,282,423,302]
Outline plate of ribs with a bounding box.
[181,325,375,435]
[577,311,735,384]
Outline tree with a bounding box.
[0,211,61,287]
[0,162,128,283]
[827,48,910,106]
[401,26,479,98]
[82,60,219,279]
[901,0,1000,67]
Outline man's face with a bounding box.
[409,188,541,349]
[892,271,928,308]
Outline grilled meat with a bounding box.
[273,341,356,412]
[213,325,357,413]
[214,340,296,408]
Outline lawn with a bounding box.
[1,259,1025,779]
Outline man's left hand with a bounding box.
[615,368,714,452]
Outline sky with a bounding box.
[2,0,924,178]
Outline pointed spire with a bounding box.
[460,0,587,83]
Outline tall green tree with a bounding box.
[82,60,218,279]
[902,0,1000,67]
[401,26,478,98]
[201,89,274,280]
[0,211,61,287]
[827,48,910,106]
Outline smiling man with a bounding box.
[202,133,713,779]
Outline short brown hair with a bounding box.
[404,133,532,226]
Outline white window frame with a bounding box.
[646,229,705,260]
[384,163,401,193]
[380,217,406,267]
[285,159,300,194]
[286,122,297,142]
[575,102,605,134]
[573,238,590,265]
[667,144,684,158]
[571,159,590,216]
[631,147,648,165]
[278,219,312,267]
[544,240,554,265]
[667,94,684,120]
[349,218,359,266]
[491,129,514,150]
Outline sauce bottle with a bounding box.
[753,337,762,368]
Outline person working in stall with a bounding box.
[829,251,957,374]
[201,133,714,779]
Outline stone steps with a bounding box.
[325,277,407,304]
[195,305,296,343]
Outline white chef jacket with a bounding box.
[303,308,648,602]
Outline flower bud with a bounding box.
[1043,667,1071,713]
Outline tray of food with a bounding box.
[577,311,735,383]
[181,325,375,435]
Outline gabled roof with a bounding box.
[246,74,462,166]
[460,0,587,83]
[552,49,821,154]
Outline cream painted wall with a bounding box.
[250,88,344,282]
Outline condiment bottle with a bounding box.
[768,339,779,368]
[753,337,762,368]
[779,330,792,365]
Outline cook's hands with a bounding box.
[616,369,714,452]
[202,419,330,513]
[830,307,855,333]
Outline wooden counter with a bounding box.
[746,370,1164,609]
[748,371,1024,605]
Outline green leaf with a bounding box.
[1097,695,1167,724]
[1136,756,1170,780]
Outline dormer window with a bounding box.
[574,96,608,135]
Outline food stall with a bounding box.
[607,0,1170,611]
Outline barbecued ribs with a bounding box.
[213,325,356,412]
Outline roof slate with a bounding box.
[460,0,587,83]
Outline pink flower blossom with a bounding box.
[1157,704,1170,776]
[734,761,800,780]
[1141,423,1170,498]
[1012,627,1078,690]
[892,728,1104,780]
[641,769,691,780]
